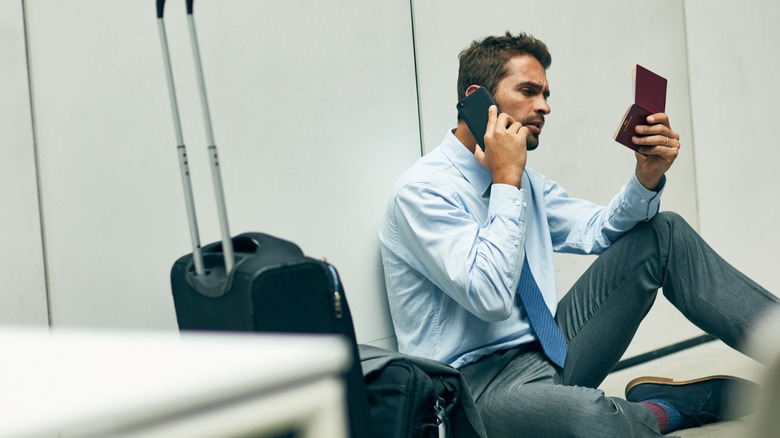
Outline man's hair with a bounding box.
[457,31,552,103]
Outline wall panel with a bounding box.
[685,0,780,299]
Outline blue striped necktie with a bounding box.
[517,256,568,368]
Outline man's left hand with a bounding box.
[632,113,680,190]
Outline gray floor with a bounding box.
[600,341,765,437]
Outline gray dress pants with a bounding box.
[459,212,779,437]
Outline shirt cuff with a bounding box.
[625,173,665,219]
[487,183,528,221]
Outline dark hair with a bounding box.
[457,31,552,103]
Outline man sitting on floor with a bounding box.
[379,31,779,437]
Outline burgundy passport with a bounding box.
[613,65,667,151]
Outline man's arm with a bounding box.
[545,112,677,253]
[391,181,528,322]
[545,172,664,254]
[479,105,529,187]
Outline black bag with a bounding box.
[366,359,459,437]
[360,345,487,438]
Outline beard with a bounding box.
[526,132,540,151]
[520,115,543,151]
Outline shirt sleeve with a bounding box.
[546,173,665,254]
[390,182,527,322]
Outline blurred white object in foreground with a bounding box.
[746,307,780,438]
[0,328,349,438]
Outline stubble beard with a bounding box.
[526,133,540,151]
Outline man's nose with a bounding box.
[536,97,551,115]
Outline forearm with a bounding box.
[549,173,664,254]
[394,183,527,320]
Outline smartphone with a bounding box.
[456,87,500,151]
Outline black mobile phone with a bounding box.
[456,87,500,151]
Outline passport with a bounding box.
[613,65,668,151]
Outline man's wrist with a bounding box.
[492,168,523,188]
[636,172,662,192]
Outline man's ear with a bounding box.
[464,84,482,97]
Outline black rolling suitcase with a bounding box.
[170,232,372,438]
[156,2,372,436]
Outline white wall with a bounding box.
[3,0,778,356]
[685,0,780,296]
[0,0,49,325]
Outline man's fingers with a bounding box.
[632,132,680,148]
[517,125,530,141]
[637,142,680,161]
[635,123,678,138]
[486,105,498,132]
[646,112,671,128]
[508,120,524,134]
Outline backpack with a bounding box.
[359,345,487,438]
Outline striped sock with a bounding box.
[642,399,682,433]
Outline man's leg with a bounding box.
[461,212,778,437]
[550,211,778,434]
[557,211,780,388]
[460,214,678,437]
[460,344,662,437]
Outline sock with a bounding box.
[642,399,682,433]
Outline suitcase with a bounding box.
[170,232,373,438]
[157,1,372,436]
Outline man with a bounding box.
[379,32,780,436]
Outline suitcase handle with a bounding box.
[158,0,236,276]
[185,233,304,298]
[201,233,303,257]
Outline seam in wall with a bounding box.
[22,0,53,327]
[681,0,701,232]
[409,0,424,157]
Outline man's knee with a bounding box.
[612,211,696,263]
[643,211,695,241]
[648,211,686,228]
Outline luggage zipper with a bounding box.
[326,264,343,319]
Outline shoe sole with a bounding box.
[625,375,756,398]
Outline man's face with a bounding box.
[493,54,551,150]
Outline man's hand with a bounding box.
[632,113,680,190]
[475,105,529,188]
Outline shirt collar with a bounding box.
[440,130,493,197]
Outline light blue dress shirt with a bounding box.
[379,130,664,368]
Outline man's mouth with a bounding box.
[525,119,544,135]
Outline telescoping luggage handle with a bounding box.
[157,0,235,276]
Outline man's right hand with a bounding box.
[475,105,529,188]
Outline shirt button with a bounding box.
[514,200,521,206]
[522,201,527,207]
[640,199,647,204]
